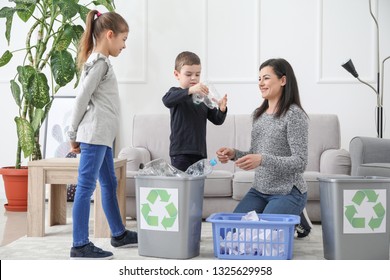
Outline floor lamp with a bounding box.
[341,0,389,138]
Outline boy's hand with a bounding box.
[218,94,227,112]
[189,83,209,96]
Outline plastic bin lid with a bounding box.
[318,176,390,183]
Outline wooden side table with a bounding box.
[27,158,126,238]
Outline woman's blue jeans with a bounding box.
[234,186,307,216]
[72,143,125,247]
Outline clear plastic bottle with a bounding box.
[138,158,184,177]
[185,158,218,176]
[203,83,220,109]
[192,83,220,109]
[192,93,204,105]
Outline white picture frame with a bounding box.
[42,96,75,159]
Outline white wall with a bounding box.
[0,0,389,199]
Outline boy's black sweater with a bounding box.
[162,87,227,157]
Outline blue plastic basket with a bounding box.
[206,213,300,260]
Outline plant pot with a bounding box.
[0,167,28,212]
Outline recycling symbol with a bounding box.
[141,189,178,230]
[344,189,386,231]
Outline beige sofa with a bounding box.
[118,114,351,222]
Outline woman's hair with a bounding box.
[175,51,201,72]
[254,58,306,119]
[77,10,129,69]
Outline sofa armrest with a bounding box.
[349,136,390,176]
[319,149,351,175]
[118,147,151,171]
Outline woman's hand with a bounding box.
[216,147,235,163]
[235,154,262,170]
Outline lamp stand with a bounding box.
[377,106,383,138]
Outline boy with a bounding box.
[162,51,228,171]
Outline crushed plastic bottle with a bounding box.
[192,83,221,109]
[202,83,220,109]
[192,92,204,105]
[138,158,184,177]
[185,158,217,177]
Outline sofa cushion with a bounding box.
[232,171,254,200]
[304,171,321,200]
[204,170,233,197]
[358,163,390,177]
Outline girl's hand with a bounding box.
[216,147,235,163]
[70,141,81,154]
[235,154,262,170]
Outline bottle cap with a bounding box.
[209,158,217,166]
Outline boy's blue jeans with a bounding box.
[233,186,307,216]
[72,143,125,247]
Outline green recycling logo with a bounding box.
[139,187,179,231]
[343,189,387,234]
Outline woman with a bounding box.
[216,58,310,235]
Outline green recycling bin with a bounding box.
[135,175,205,259]
[319,176,390,260]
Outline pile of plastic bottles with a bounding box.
[138,158,217,177]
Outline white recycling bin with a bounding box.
[135,175,205,259]
[319,176,390,260]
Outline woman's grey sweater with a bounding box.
[235,105,308,195]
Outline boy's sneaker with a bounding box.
[111,230,138,248]
[70,242,113,260]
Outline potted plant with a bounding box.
[0,0,116,211]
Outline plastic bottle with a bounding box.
[192,93,204,105]
[138,158,184,177]
[203,83,220,109]
[192,83,220,109]
[185,158,218,177]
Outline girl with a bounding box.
[67,10,136,260]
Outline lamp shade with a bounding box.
[341,59,359,78]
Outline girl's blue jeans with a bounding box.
[233,186,307,216]
[72,143,125,247]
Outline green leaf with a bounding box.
[29,72,50,109]
[0,7,16,45]
[0,7,15,18]
[17,65,35,100]
[77,5,89,23]
[16,1,36,22]
[56,0,79,20]
[56,24,74,51]
[31,108,45,132]
[15,116,35,158]
[72,25,84,45]
[93,0,116,12]
[50,50,75,87]
[10,79,22,108]
[0,50,13,67]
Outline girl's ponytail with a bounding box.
[77,10,99,70]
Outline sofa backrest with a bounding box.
[132,114,171,162]
[307,114,341,171]
[131,113,341,172]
